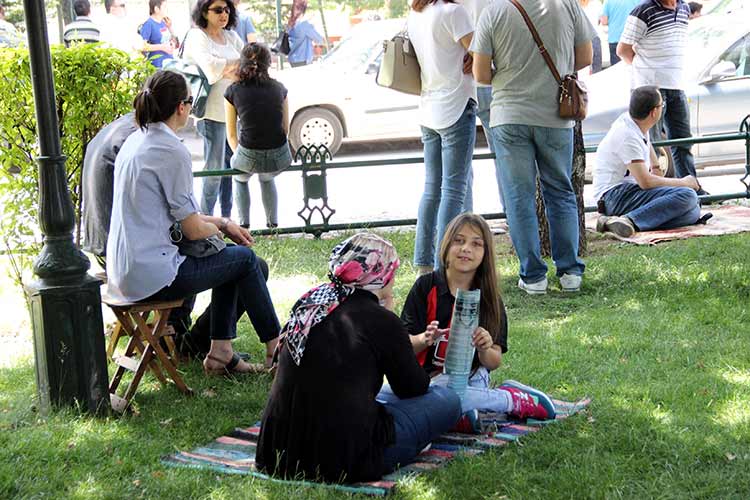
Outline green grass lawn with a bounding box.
[1,230,750,499]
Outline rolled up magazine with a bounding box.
[443,288,480,399]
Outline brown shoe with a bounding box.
[603,216,636,238]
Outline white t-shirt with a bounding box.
[460,0,493,89]
[106,122,201,304]
[592,112,650,200]
[184,29,244,122]
[619,1,690,90]
[407,1,476,130]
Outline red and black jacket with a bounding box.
[400,270,508,376]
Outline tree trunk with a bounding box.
[535,120,587,257]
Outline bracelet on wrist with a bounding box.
[219,217,230,233]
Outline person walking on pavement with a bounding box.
[600,0,640,65]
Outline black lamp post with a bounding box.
[23,0,110,414]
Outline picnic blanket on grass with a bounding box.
[162,397,591,496]
[585,205,750,245]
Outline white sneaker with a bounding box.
[518,277,547,295]
[559,273,582,292]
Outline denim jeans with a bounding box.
[464,87,504,213]
[197,119,233,217]
[144,245,280,343]
[492,124,585,283]
[414,99,476,268]
[232,143,292,227]
[602,182,700,231]
[378,385,461,474]
[379,367,511,415]
[591,36,602,74]
[609,42,620,65]
[650,89,696,178]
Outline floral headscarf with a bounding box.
[278,233,400,366]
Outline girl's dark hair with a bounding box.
[411,0,456,12]
[237,43,272,83]
[133,70,188,129]
[191,0,237,30]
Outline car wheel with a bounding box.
[289,108,343,156]
[657,146,676,177]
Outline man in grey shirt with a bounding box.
[471,0,593,294]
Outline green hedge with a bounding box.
[0,44,151,275]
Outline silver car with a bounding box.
[582,11,750,167]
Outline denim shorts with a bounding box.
[230,142,292,182]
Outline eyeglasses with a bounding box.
[208,6,230,14]
[182,96,194,106]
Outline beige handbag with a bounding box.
[376,34,422,96]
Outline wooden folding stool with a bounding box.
[103,298,193,412]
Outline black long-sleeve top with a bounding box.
[256,289,430,483]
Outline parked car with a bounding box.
[276,19,420,155]
[582,12,750,167]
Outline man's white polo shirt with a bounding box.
[593,112,651,200]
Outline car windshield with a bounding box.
[319,29,384,73]
[685,19,747,75]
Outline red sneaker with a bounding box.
[450,409,481,434]
[499,380,556,421]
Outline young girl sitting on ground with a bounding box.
[224,42,291,229]
[398,213,557,430]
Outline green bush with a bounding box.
[0,44,151,277]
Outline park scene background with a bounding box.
[2,0,750,498]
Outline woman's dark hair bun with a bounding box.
[134,70,189,129]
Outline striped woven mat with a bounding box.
[162,397,591,496]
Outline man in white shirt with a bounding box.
[98,0,142,54]
[593,85,707,237]
[616,0,703,193]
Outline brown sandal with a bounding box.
[203,352,265,376]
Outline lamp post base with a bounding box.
[26,274,110,415]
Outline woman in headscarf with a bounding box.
[256,233,461,483]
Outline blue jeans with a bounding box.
[144,245,280,342]
[197,119,233,218]
[464,87,504,213]
[492,124,585,283]
[232,143,292,227]
[609,43,620,65]
[650,89,696,178]
[602,183,700,230]
[379,367,511,415]
[414,100,476,268]
[378,385,461,474]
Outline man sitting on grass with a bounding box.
[593,85,710,237]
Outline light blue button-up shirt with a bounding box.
[106,121,200,304]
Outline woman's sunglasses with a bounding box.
[182,96,194,106]
[208,6,230,14]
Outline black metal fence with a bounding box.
[193,118,750,237]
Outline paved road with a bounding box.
[182,131,748,232]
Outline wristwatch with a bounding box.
[219,217,230,233]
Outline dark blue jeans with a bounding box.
[602,182,701,230]
[378,385,461,474]
[609,43,620,65]
[650,89,696,178]
[145,245,280,343]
